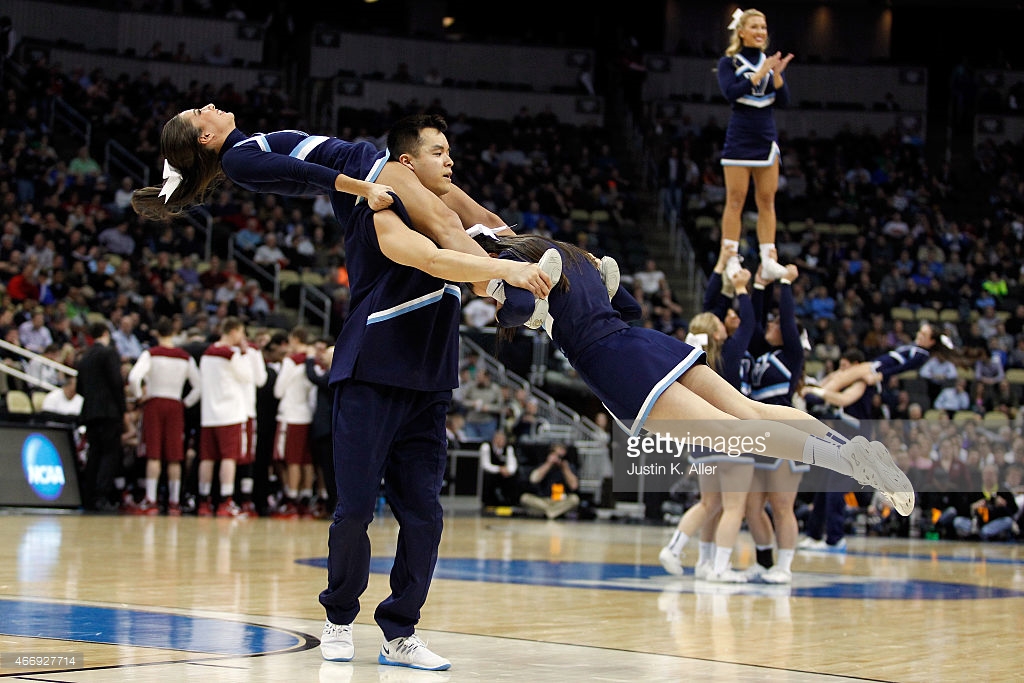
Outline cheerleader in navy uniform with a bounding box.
[316,115,556,671]
[717,8,794,283]
[486,236,916,535]
[809,322,954,399]
[744,264,810,583]
[657,245,760,582]
[131,105,553,325]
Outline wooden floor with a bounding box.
[1,503,1023,682]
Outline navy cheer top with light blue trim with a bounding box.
[220,128,387,229]
[329,194,461,392]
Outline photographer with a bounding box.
[518,443,580,520]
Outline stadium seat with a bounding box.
[890,307,915,322]
[939,309,960,323]
[915,308,938,322]
[6,390,34,415]
[31,391,48,413]
[952,410,978,424]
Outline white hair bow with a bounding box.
[465,224,501,241]
[685,332,709,350]
[800,328,812,352]
[727,8,744,31]
[940,334,954,350]
[158,159,183,204]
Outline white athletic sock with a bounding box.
[802,436,853,476]
[240,478,254,494]
[760,242,776,262]
[723,239,739,251]
[145,478,158,503]
[220,482,234,498]
[698,541,714,565]
[824,430,849,445]
[168,479,181,504]
[198,481,212,497]
[777,548,795,573]
[713,545,733,574]
[667,529,689,555]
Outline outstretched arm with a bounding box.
[374,209,552,296]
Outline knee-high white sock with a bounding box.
[667,529,689,555]
[698,541,714,565]
[802,436,853,476]
[777,548,796,573]
[713,545,733,574]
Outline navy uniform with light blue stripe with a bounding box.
[717,46,790,166]
[495,244,705,437]
[220,128,389,230]
[319,194,460,642]
[748,281,809,472]
[870,344,930,380]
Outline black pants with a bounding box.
[83,418,123,507]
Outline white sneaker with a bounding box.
[320,620,354,661]
[742,563,769,583]
[824,538,847,553]
[600,255,620,300]
[704,566,748,583]
[378,633,451,671]
[658,546,683,576]
[761,567,793,584]
[525,248,562,329]
[693,560,712,580]
[842,436,916,516]
[797,537,827,551]
[760,256,790,281]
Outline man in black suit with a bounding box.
[76,320,126,511]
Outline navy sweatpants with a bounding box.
[318,380,450,640]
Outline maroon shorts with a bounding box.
[237,417,256,465]
[200,423,244,462]
[273,421,311,466]
[140,397,186,463]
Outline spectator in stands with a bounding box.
[462,292,496,329]
[461,368,504,442]
[975,351,1005,388]
[951,463,1019,540]
[67,145,103,188]
[17,308,52,354]
[7,262,40,304]
[919,351,960,403]
[933,378,970,417]
[478,429,521,508]
[40,375,83,420]
[25,342,64,388]
[519,442,580,519]
[253,231,289,269]
[716,8,793,284]
[633,258,666,299]
[112,313,144,362]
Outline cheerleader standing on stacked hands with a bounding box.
[717,8,794,283]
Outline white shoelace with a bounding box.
[324,622,351,638]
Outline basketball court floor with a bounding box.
[1,503,1022,682]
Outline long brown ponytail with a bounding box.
[131,113,225,221]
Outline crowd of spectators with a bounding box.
[5,16,1024,536]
